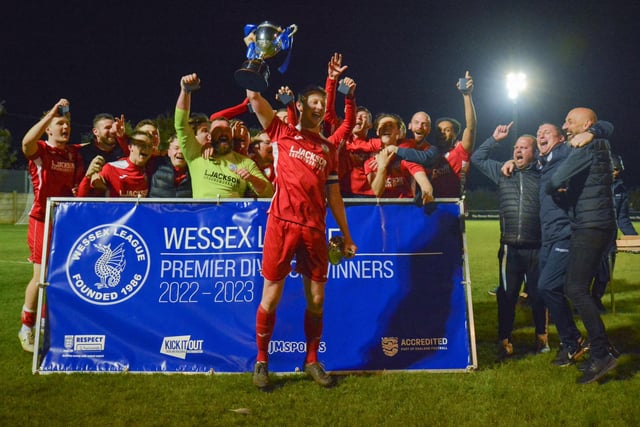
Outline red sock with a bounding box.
[256,305,275,363]
[304,310,323,365]
[21,308,36,328]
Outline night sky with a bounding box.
[2,0,639,189]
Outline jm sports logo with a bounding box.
[66,224,151,305]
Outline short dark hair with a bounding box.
[297,85,326,103]
[435,117,461,136]
[128,130,153,146]
[538,122,563,137]
[356,106,372,123]
[92,113,114,127]
[134,119,156,130]
[373,113,405,132]
[188,113,210,131]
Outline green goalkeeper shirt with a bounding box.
[175,107,273,199]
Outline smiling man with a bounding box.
[18,98,84,352]
[365,113,434,202]
[408,111,432,150]
[246,83,357,389]
[148,135,192,198]
[80,130,154,197]
[392,72,477,198]
[547,107,618,384]
[528,121,594,369]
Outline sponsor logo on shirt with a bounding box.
[288,146,327,171]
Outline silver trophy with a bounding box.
[234,22,298,92]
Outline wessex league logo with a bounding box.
[66,224,150,305]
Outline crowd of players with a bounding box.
[17,51,634,387]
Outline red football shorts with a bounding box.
[261,215,329,283]
[27,216,46,264]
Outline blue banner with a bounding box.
[37,200,473,373]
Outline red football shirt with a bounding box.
[266,118,338,232]
[364,153,424,198]
[430,142,470,198]
[27,140,83,221]
[98,158,149,197]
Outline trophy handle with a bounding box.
[287,24,298,37]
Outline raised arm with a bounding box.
[176,73,199,112]
[22,99,69,158]
[470,122,513,185]
[210,98,250,121]
[247,90,276,130]
[328,77,356,146]
[174,74,203,161]
[324,52,348,134]
[459,71,477,153]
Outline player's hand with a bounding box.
[420,183,435,206]
[327,52,348,80]
[341,77,356,97]
[276,86,294,104]
[180,73,200,93]
[234,167,251,180]
[343,238,357,259]
[201,144,214,160]
[113,114,126,138]
[86,155,105,176]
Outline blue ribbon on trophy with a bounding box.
[234,21,298,92]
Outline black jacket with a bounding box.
[547,139,616,231]
[149,156,192,198]
[471,136,540,247]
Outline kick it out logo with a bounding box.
[66,224,150,305]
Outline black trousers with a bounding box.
[565,228,616,359]
[497,244,547,341]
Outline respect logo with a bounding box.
[66,224,150,305]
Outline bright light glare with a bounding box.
[506,72,527,100]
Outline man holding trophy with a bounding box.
[242,30,358,387]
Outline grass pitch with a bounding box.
[1,222,639,426]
